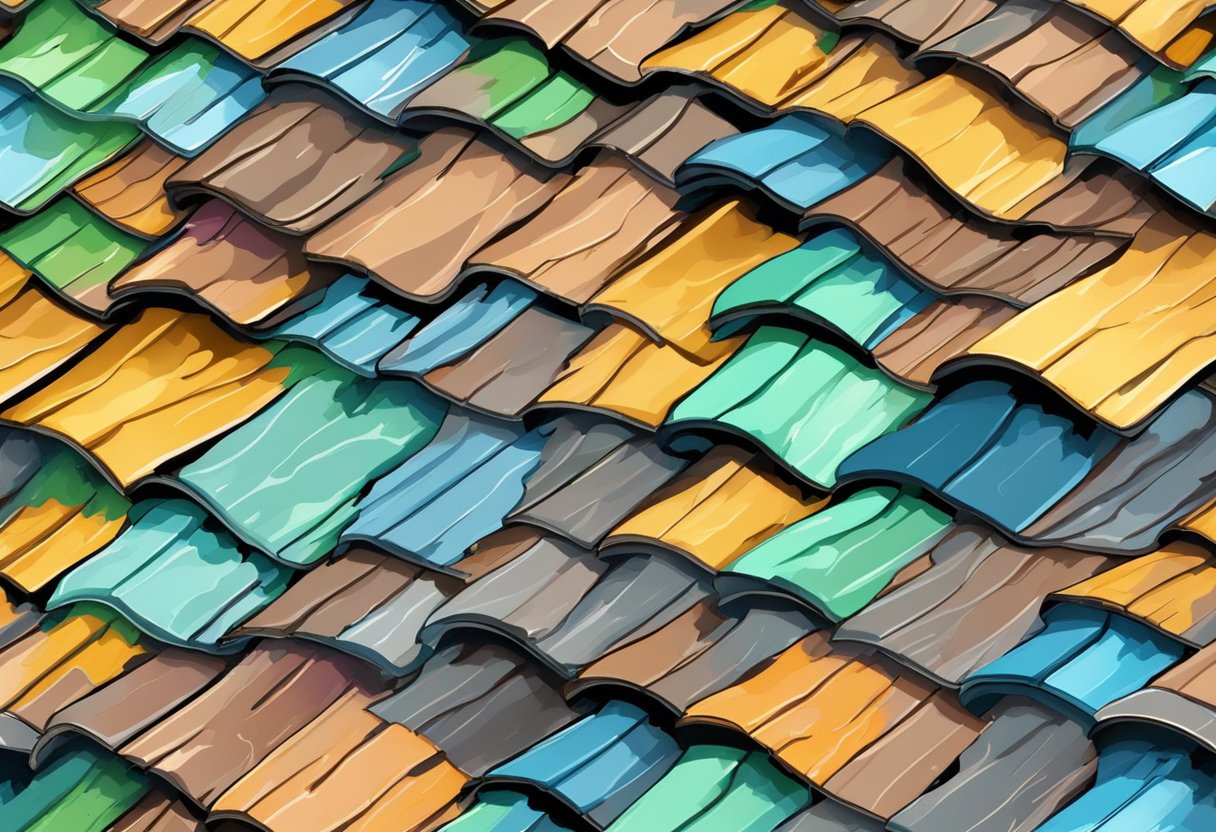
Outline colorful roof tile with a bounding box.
[4,0,1216,828]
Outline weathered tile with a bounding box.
[167,86,414,233]
[667,326,931,488]
[306,128,569,302]
[961,603,1186,720]
[111,201,343,327]
[485,700,682,828]
[48,499,293,650]
[837,527,1111,685]
[170,363,444,565]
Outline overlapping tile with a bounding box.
[482,700,682,828]
[914,0,1150,128]
[680,632,987,819]
[46,499,292,649]
[839,380,1216,552]
[306,127,569,303]
[421,541,713,676]
[800,157,1145,305]
[1,0,1215,827]
[836,526,1112,684]
[164,362,444,565]
[110,200,343,326]
[960,602,1187,721]
[270,0,473,120]
[0,432,129,593]
[458,0,750,84]
[0,309,320,490]
[88,0,365,62]
[1053,542,1216,645]
[665,325,931,488]
[166,86,414,233]
[1033,738,1216,830]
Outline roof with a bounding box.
[5,0,1216,829]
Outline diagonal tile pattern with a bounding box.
[2,0,1216,829]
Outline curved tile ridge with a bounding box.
[680,631,987,820]
[38,640,387,810]
[398,37,631,165]
[86,0,365,64]
[677,113,891,215]
[305,127,570,303]
[0,277,110,425]
[0,430,130,594]
[642,5,922,118]
[603,744,810,832]
[852,70,1070,219]
[257,273,421,377]
[959,602,1187,722]
[887,697,1097,832]
[804,143,1156,233]
[838,380,1216,553]
[209,682,469,831]
[165,85,415,234]
[1052,0,1216,66]
[1072,66,1216,216]
[0,308,324,492]
[664,325,932,489]
[0,196,147,315]
[376,280,597,419]
[465,154,685,306]
[369,642,583,777]
[457,0,751,84]
[708,225,1017,388]
[536,322,742,430]
[1095,642,1216,752]
[800,158,1149,304]
[835,525,1112,686]
[268,0,473,121]
[0,8,269,163]
[601,445,827,572]
[572,597,816,715]
[229,545,464,675]
[1052,541,1216,646]
[420,540,721,678]
[110,200,345,328]
[0,601,152,750]
[716,486,954,621]
[0,80,139,215]
[1032,737,1216,831]
[943,206,1216,431]
[0,744,167,832]
[47,498,293,651]
[72,139,190,238]
[913,0,1152,129]
[481,700,683,829]
[814,0,1216,67]
[584,199,800,358]
[0,0,150,113]
[163,363,445,567]
[341,410,684,569]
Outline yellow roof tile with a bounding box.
[966,211,1216,431]
[587,201,799,358]
[538,323,739,428]
[1054,542,1216,641]
[1,308,292,489]
[856,72,1068,219]
[605,446,826,570]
